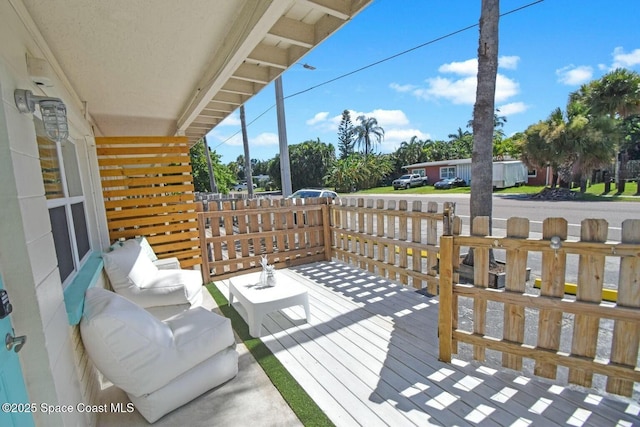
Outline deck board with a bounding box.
[216,261,640,427]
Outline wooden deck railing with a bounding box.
[438,216,640,397]
[196,196,639,397]
[329,197,453,295]
[198,197,332,282]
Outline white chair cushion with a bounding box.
[136,236,158,261]
[102,239,203,307]
[103,239,158,290]
[80,287,234,398]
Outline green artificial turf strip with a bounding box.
[206,283,334,427]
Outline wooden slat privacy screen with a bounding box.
[96,136,200,268]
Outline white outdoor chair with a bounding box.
[80,287,238,423]
[102,238,203,308]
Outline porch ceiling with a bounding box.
[19,0,371,144]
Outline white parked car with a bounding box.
[232,181,257,191]
[287,189,338,200]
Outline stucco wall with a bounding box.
[0,2,109,426]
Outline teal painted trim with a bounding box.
[63,251,103,325]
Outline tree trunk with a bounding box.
[469,0,499,234]
[464,0,499,267]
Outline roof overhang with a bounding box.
[17,0,372,145]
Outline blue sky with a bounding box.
[205,0,640,165]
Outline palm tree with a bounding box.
[448,127,471,143]
[469,0,499,234]
[353,115,384,157]
[587,68,640,192]
[565,100,617,191]
[463,0,499,268]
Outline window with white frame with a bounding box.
[35,118,90,286]
[440,167,456,179]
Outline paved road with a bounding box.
[344,192,640,285]
[348,192,639,242]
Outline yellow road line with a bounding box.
[533,278,617,302]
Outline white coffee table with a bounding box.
[228,270,310,337]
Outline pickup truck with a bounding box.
[392,174,425,190]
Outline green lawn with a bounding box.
[347,182,640,201]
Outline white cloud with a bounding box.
[437,55,520,75]
[306,111,329,125]
[419,75,477,104]
[611,46,640,69]
[217,131,279,147]
[499,55,520,70]
[217,112,241,127]
[409,56,520,105]
[438,58,477,75]
[308,108,411,133]
[494,74,520,103]
[250,132,279,146]
[366,109,410,127]
[414,73,518,105]
[381,128,431,152]
[497,102,528,116]
[389,82,416,93]
[556,65,593,85]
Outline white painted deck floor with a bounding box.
[217,261,640,427]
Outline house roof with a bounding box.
[405,159,472,169]
[17,0,371,145]
[405,158,523,169]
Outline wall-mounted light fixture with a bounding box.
[14,89,69,142]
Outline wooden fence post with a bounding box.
[366,199,375,273]
[426,201,438,295]
[357,198,365,270]
[569,219,608,387]
[472,216,490,362]
[376,199,386,277]
[502,217,530,370]
[322,205,332,261]
[535,217,568,379]
[438,234,454,362]
[607,219,640,396]
[387,200,397,281]
[197,212,209,284]
[412,200,423,289]
[398,200,408,285]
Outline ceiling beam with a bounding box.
[212,91,247,105]
[220,78,262,96]
[246,43,288,69]
[269,16,315,48]
[203,101,236,114]
[232,62,272,84]
[301,0,350,20]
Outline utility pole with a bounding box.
[275,75,292,197]
[203,136,218,193]
[240,105,253,197]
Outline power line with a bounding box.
[210,0,544,153]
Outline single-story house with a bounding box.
[0,1,371,426]
[405,158,549,188]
